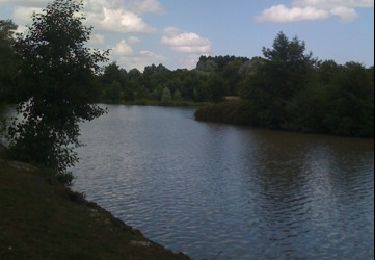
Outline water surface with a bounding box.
[72,105,374,259]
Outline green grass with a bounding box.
[0,153,189,260]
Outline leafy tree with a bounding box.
[0,20,18,103]
[173,88,182,101]
[102,62,125,85]
[317,59,340,84]
[196,56,218,72]
[241,31,316,128]
[161,87,172,103]
[100,62,130,102]
[8,0,108,181]
[323,62,373,136]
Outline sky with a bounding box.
[0,0,374,71]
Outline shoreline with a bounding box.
[0,145,189,259]
[194,102,374,139]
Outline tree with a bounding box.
[241,32,316,128]
[161,87,171,103]
[323,62,374,136]
[8,0,108,181]
[262,32,315,99]
[0,20,18,102]
[173,88,182,101]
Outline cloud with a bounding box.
[0,0,48,7]
[82,1,158,33]
[125,0,165,14]
[93,7,155,33]
[180,54,203,70]
[257,5,330,22]
[89,33,105,46]
[13,6,44,25]
[257,0,373,23]
[161,27,212,54]
[127,36,141,45]
[113,50,165,71]
[293,0,374,9]
[108,39,163,71]
[329,6,358,21]
[2,0,162,33]
[112,40,133,55]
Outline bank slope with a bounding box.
[0,155,189,260]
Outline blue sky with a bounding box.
[0,0,373,70]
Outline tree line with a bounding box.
[0,1,373,183]
[195,32,373,137]
[96,55,249,104]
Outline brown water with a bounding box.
[47,105,374,259]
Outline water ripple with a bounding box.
[72,105,374,260]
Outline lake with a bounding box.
[69,105,373,259]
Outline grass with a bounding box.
[0,150,189,260]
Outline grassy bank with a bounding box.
[0,147,189,260]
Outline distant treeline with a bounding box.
[93,55,250,104]
[195,32,374,137]
[0,20,373,137]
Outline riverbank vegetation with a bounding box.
[95,57,249,105]
[2,20,372,138]
[0,0,373,258]
[195,33,374,138]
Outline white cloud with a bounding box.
[94,7,155,33]
[2,0,162,33]
[329,6,358,21]
[293,0,374,9]
[108,38,163,71]
[114,50,165,71]
[13,6,44,25]
[112,40,133,55]
[161,27,212,54]
[257,5,329,22]
[258,0,373,23]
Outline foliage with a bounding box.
[195,32,373,137]
[96,57,250,104]
[195,101,255,125]
[173,88,182,101]
[1,20,373,139]
[0,20,19,103]
[239,32,316,129]
[323,62,374,136]
[161,86,172,103]
[7,0,108,177]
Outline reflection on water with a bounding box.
[70,105,373,259]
